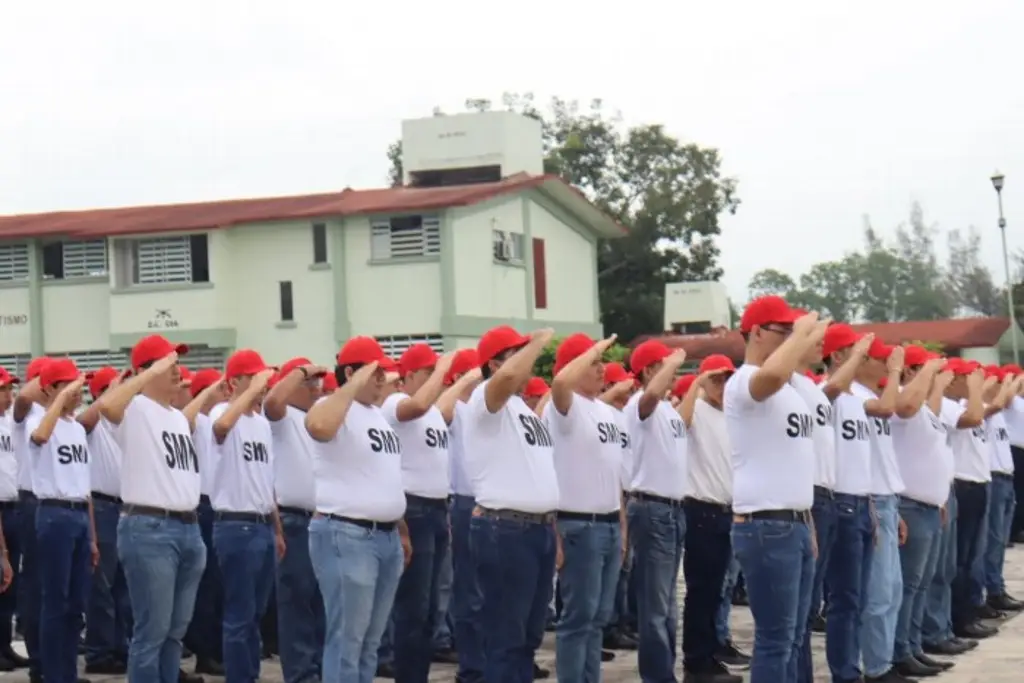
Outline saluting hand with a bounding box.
[594,334,618,355]
[349,362,381,388]
[435,353,456,377]
[935,370,955,392]
[792,311,820,336]
[152,352,179,375]
[59,375,87,405]
[851,333,875,359]
[665,349,688,368]
[886,346,905,374]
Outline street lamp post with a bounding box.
[992,171,1019,366]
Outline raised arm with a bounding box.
[394,354,455,422]
[264,364,328,422]
[637,351,688,421]
[212,370,274,444]
[864,347,904,418]
[484,330,554,414]
[895,358,943,418]
[550,335,617,417]
[182,376,226,432]
[678,368,728,427]
[436,369,482,425]
[97,354,179,425]
[13,378,44,424]
[306,362,380,442]
[31,377,86,446]
[821,334,874,401]
[748,314,829,402]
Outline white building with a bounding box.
[0,112,625,375]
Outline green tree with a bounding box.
[796,256,863,321]
[946,226,1002,316]
[533,336,630,383]
[385,93,740,342]
[747,268,797,299]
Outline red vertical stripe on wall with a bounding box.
[533,238,547,309]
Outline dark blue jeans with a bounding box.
[607,544,636,635]
[471,513,556,683]
[433,544,454,651]
[824,494,873,682]
[626,498,686,683]
[733,516,814,683]
[214,518,276,683]
[922,487,957,646]
[983,475,1016,596]
[276,510,324,683]
[37,502,92,683]
[16,493,41,679]
[0,503,22,649]
[808,488,838,623]
[555,517,621,683]
[394,497,450,683]
[450,495,484,683]
[85,496,131,665]
[894,498,941,662]
[681,500,730,674]
[184,496,223,663]
[951,479,987,629]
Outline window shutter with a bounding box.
[62,240,108,278]
[135,237,193,284]
[0,244,30,281]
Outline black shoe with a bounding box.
[181,646,194,658]
[376,662,396,679]
[533,663,550,680]
[194,658,225,676]
[603,631,639,650]
[682,661,743,683]
[893,657,942,677]
[178,670,204,683]
[922,639,970,656]
[988,592,1024,611]
[715,641,751,668]
[432,647,459,664]
[810,612,826,633]
[864,668,915,683]
[950,636,978,650]
[976,603,1005,620]
[0,646,29,669]
[601,650,615,662]
[0,656,13,673]
[954,621,998,639]
[84,659,128,675]
[914,653,954,671]
[730,590,748,607]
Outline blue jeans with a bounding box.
[922,487,957,646]
[808,488,838,623]
[37,503,91,683]
[681,501,730,674]
[627,499,685,683]
[472,513,556,683]
[861,494,902,678]
[276,510,325,683]
[16,493,41,679]
[184,497,223,662]
[893,498,941,662]
[555,517,621,683]
[378,616,394,667]
[0,504,22,648]
[310,517,403,683]
[394,498,450,683]
[824,493,873,682]
[968,483,990,608]
[433,545,454,651]
[85,496,131,665]
[715,556,739,646]
[214,518,276,683]
[951,479,987,628]
[450,495,485,683]
[983,475,1016,596]
[119,512,207,683]
[733,517,814,683]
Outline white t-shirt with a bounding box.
[615,408,634,492]
[0,415,18,501]
[13,403,44,493]
[462,380,559,513]
[724,364,816,514]
[118,395,201,512]
[850,382,905,496]
[832,392,874,496]
[27,413,91,501]
[625,392,689,500]
[448,403,473,497]
[546,393,623,514]
[1003,397,1024,448]
[314,399,407,521]
[209,404,275,514]
[87,418,122,498]
[789,374,837,490]
[193,413,218,498]
[267,406,318,511]
[986,412,1015,475]
[687,399,732,504]
[381,393,451,499]
[942,397,990,483]
[891,402,955,507]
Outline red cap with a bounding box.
[903,345,939,367]
[0,367,19,387]
[1003,363,1024,376]
[87,367,120,398]
[671,374,697,398]
[399,344,439,377]
[740,296,801,334]
[698,354,736,374]
[178,366,193,384]
[321,373,339,392]
[225,349,269,380]
[40,358,80,388]
[554,333,596,375]
[270,357,324,388]
[444,349,480,385]
[821,324,861,358]
[985,364,1005,380]
[131,335,188,371]
[478,326,530,366]
[25,357,50,382]
[523,376,550,398]
[337,337,387,366]
[629,340,672,374]
[603,362,633,385]
[380,356,398,372]
[189,368,222,397]
[943,358,978,375]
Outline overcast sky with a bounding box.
[2,1,1022,305]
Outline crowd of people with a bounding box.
[0,293,1020,683]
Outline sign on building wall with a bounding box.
[0,314,28,327]
[147,308,180,330]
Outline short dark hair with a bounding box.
[335,363,364,387]
[479,347,518,381]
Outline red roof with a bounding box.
[0,173,627,239]
[633,317,1013,362]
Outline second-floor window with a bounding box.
[114,234,210,287]
[0,243,30,282]
[42,239,109,280]
[371,215,441,260]
[375,334,444,358]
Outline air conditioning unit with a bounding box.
[501,236,517,260]
[493,232,509,261]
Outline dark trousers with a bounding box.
[17,492,41,679]
[951,479,988,629]
[184,496,223,662]
[84,496,131,665]
[450,495,485,683]
[1012,445,1024,536]
[0,503,22,649]
[681,499,731,673]
[276,510,324,683]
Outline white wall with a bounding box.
[528,200,596,324]
[0,287,31,354]
[450,198,529,320]
[42,281,109,353]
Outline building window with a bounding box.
[0,354,30,379]
[42,239,109,280]
[374,334,444,359]
[114,234,210,287]
[371,215,441,260]
[279,281,294,322]
[0,243,30,282]
[492,230,525,264]
[312,223,328,264]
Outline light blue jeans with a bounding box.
[309,517,403,683]
[861,495,902,678]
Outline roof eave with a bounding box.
[539,180,629,240]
